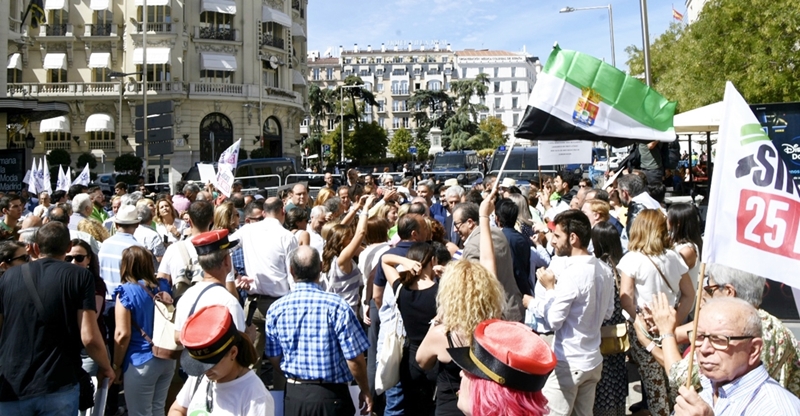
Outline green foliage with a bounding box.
[466,117,508,150]
[444,73,489,149]
[626,0,800,111]
[323,122,388,163]
[238,147,248,160]
[46,148,71,168]
[388,128,413,159]
[250,147,270,159]
[77,152,98,171]
[114,153,143,175]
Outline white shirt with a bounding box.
[358,243,391,321]
[134,224,166,268]
[158,239,203,283]
[175,371,273,416]
[307,227,324,258]
[632,192,664,212]
[617,250,688,309]
[230,218,298,297]
[174,281,246,332]
[156,219,187,244]
[528,255,615,371]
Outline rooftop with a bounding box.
[455,49,519,57]
[308,57,340,65]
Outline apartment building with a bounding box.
[3,0,308,177]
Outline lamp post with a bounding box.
[108,71,141,156]
[559,5,616,68]
[339,85,361,163]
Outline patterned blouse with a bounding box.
[668,309,800,397]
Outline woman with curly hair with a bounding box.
[285,207,311,246]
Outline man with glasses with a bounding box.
[672,297,800,415]
[638,263,800,400]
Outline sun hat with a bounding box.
[113,205,141,225]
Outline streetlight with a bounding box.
[560,5,616,68]
[339,85,362,163]
[108,71,141,155]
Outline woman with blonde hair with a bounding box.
[78,217,110,242]
[212,201,239,234]
[155,197,185,245]
[314,187,335,207]
[618,209,694,416]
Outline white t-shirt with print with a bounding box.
[175,371,273,416]
[617,249,688,309]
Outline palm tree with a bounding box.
[307,84,335,157]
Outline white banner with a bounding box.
[57,165,70,192]
[703,82,800,288]
[72,164,91,186]
[42,158,52,193]
[538,140,593,166]
[216,139,241,198]
[33,158,44,195]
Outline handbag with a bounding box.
[375,283,405,395]
[131,283,183,360]
[22,263,95,410]
[600,322,630,355]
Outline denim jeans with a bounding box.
[0,383,79,415]
[123,357,176,416]
[383,382,405,416]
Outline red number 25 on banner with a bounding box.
[737,189,800,260]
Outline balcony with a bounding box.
[390,89,409,96]
[90,140,116,150]
[195,26,239,41]
[45,141,72,151]
[136,22,172,33]
[9,17,22,33]
[7,82,120,98]
[189,83,245,97]
[37,23,75,39]
[260,34,285,50]
[292,0,305,19]
[131,81,185,93]
[84,23,117,37]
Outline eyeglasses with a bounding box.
[453,221,464,230]
[703,284,721,296]
[65,254,87,263]
[6,254,29,263]
[687,330,755,351]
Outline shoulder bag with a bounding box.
[131,283,183,360]
[375,283,405,395]
[599,263,630,356]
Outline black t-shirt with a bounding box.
[394,279,438,344]
[0,258,95,401]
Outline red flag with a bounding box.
[672,8,684,21]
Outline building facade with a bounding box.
[4,0,308,180]
[685,0,707,23]
[305,44,540,155]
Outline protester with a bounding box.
[0,240,27,274]
[285,207,311,246]
[0,195,24,240]
[99,205,146,296]
[89,187,109,223]
[155,198,185,245]
[113,245,176,416]
[495,198,533,296]
[666,203,703,288]
[31,191,51,218]
[134,204,166,268]
[157,201,213,299]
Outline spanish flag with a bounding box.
[26,0,46,29]
[672,8,684,21]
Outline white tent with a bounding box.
[673,101,723,133]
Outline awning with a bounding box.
[7,53,21,70]
[85,113,115,132]
[89,0,110,10]
[40,116,70,133]
[88,52,110,68]
[200,53,237,71]
[43,53,67,70]
[292,22,306,39]
[292,70,306,86]
[262,6,292,27]
[44,0,68,11]
[673,101,723,133]
[201,0,235,14]
[134,0,170,5]
[133,48,171,65]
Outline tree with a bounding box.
[467,117,508,150]
[307,84,335,158]
[338,75,379,130]
[113,153,143,186]
[238,147,248,161]
[444,73,489,149]
[46,148,71,168]
[388,128,413,159]
[323,122,388,163]
[626,0,800,111]
[76,152,98,171]
[250,147,270,159]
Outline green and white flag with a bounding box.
[515,45,677,147]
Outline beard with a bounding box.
[555,242,571,257]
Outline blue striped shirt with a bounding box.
[699,364,800,415]
[265,282,369,384]
[98,232,143,297]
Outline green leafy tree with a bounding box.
[338,75,379,130]
[77,152,98,171]
[388,128,413,159]
[349,121,388,162]
[113,153,143,186]
[238,147,248,161]
[46,148,71,168]
[626,0,800,111]
[467,117,508,150]
[409,89,455,153]
[250,147,270,159]
[307,84,335,158]
[445,73,489,149]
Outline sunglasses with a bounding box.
[6,254,29,263]
[65,254,87,263]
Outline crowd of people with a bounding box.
[0,162,799,416]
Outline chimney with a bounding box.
[394,44,398,52]
[367,44,372,52]
[354,43,359,53]
[381,43,386,52]
[420,44,425,52]
[407,42,412,52]
[339,45,343,56]
[446,43,451,51]
[434,41,439,51]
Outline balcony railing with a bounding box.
[189,83,244,96]
[196,26,238,41]
[88,23,114,36]
[292,0,305,18]
[137,22,172,33]
[7,82,120,97]
[131,81,185,93]
[45,141,72,151]
[42,24,72,37]
[391,89,409,95]
[261,34,284,50]
[89,140,116,150]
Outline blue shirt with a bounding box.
[265,282,369,383]
[699,364,800,415]
[429,203,448,226]
[231,245,246,277]
[373,241,415,287]
[98,232,144,298]
[113,279,172,371]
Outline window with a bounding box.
[92,68,112,82]
[326,68,333,79]
[378,117,385,128]
[360,69,370,76]
[494,82,500,93]
[376,58,383,64]
[376,82,384,92]
[494,98,501,109]
[403,117,409,128]
[479,97,486,106]
[360,58,367,64]
[461,68,466,78]
[392,117,400,129]
[480,114,487,121]
[414,83,420,90]
[392,100,400,111]
[200,11,233,40]
[494,67,499,77]
[428,80,442,91]
[413,67,420,76]
[137,6,171,32]
[312,68,320,80]
[46,131,71,143]
[377,100,385,112]
[512,97,518,109]
[376,68,384,76]
[478,67,484,74]
[47,10,69,36]
[363,82,372,91]
[511,81,517,92]
[261,60,278,87]
[89,131,115,148]
[412,56,418,63]
[7,68,22,83]
[93,10,113,36]
[327,119,335,130]
[511,67,516,77]
[137,64,171,82]
[513,113,520,126]
[393,56,402,63]
[444,68,452,75]
[49,69,67,83]
[345,58,352,64]
[201,70,232,83]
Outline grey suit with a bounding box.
[461,227,525,322]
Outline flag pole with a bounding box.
[20,1,33,29]
[492,137,517,193]
[684,262,707,388]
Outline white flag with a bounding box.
[57,165,69,192]
[25,169,35,194]
[42,157,52,193]
[66,167,72,185]
[72,164,91,186]
[215,139,242,198]
[33,158,44,195]
[702,82,800,288]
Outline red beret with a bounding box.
[191,229,239,255]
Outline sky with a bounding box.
[307,0,685,71]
